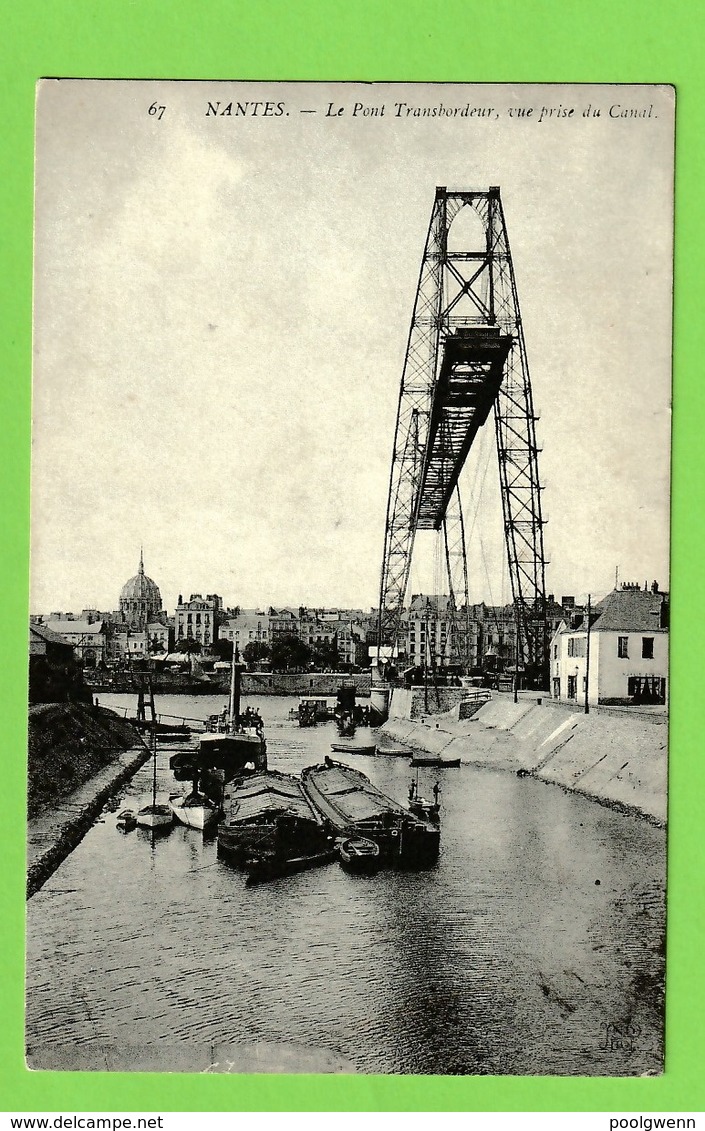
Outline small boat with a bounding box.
[337,836,381,874]
[410,753,461,768]
[330,742,377,756]
[116,808,137,832]
[301,758,440,868]
[245,846,336,886]
[218,770,330,865]
[298,695,336,722]
[135,730,173,830]
[375,745,411,758]
[170,790,220,831]
[135,796,173,830]
[133,719,192,738]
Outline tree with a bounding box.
[175,637,202,654]
[243,640,272,669]
[213,637,234,660]
[271,633,310,672]
[310,640,339,670]
[148,636,165,655]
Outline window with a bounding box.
[553,644,558,659]
[618,636,628,658]
[642,637,654,659]
[567,637,586,658]
[628,675,666,704]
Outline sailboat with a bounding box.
[136,727,174,830]
[170,781,220,831]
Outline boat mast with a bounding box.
[151,725,157,808]
[229,644,242,729]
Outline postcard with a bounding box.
[26,80,673,1076]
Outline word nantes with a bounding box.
[206,100,286,117]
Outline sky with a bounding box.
[30,82,674,615]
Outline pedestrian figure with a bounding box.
[433,781,440,804]
[409,780,416,802]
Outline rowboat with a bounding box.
[410,753,461,768]
[337,836,381,873]
[245,846,336,886]
[330,742,377,756]
[116,808,137,832]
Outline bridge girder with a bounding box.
[377,186,548,680]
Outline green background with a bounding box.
[1,0,702,1113]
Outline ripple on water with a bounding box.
[26,694,666,1075]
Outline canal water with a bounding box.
[26,694,666,1076]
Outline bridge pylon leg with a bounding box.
[377,187,548,686]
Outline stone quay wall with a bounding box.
[27,703,149,898]
[379,692,667,825]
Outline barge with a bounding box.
[217,770,330,864]
[301,758,440,868]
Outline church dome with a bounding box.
[121,569,160,603]
[119,550,162,624]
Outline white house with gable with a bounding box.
[551,582,668,707]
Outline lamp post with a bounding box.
[513,603,521,704]
[584,594,592,714]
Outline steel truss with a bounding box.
[377,186,547,679]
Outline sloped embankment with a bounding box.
[379,695,667,825]
[28,702,141,818]
[27,703,150,897]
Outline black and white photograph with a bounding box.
[26,80,673,1076]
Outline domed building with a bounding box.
[119,550,163,628]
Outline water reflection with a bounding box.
[26,694,665,1075]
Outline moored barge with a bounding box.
[217,771,330,864]
[301,758,440,868]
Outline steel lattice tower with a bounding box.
[377,186,547,680]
